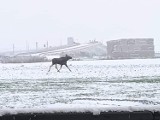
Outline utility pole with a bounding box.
[13,44,15,54]
[26,41,29,52]
[26,41,28,51]
[47,41,48,49]
[36,42,38,50]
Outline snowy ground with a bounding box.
[0,59,160,115]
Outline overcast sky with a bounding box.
[0,0,160,52]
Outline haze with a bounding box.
[0,0,160,52]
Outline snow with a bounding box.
[41,43,98,54]
[0,58,160,115]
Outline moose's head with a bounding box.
[65,54,72,60]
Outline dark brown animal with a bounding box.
[48,54,72,72]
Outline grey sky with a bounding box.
[0,0,160,52]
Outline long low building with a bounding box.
[107,38,155,59]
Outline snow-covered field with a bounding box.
[0,59,160,115]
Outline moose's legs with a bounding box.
[57,65,62,72]
[57,64,71,72]
[65,64,71,72]
[49,63,71,72]
[48,64,53,72]
[55,64,59,71]
[48,64,60,72]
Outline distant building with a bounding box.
[107,38,155,59]
[155,52,160,58]
[67,37,74,46]
[67,37,79,46]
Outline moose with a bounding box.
[48,54,72,72]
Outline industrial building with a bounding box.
[107,38,155,59]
